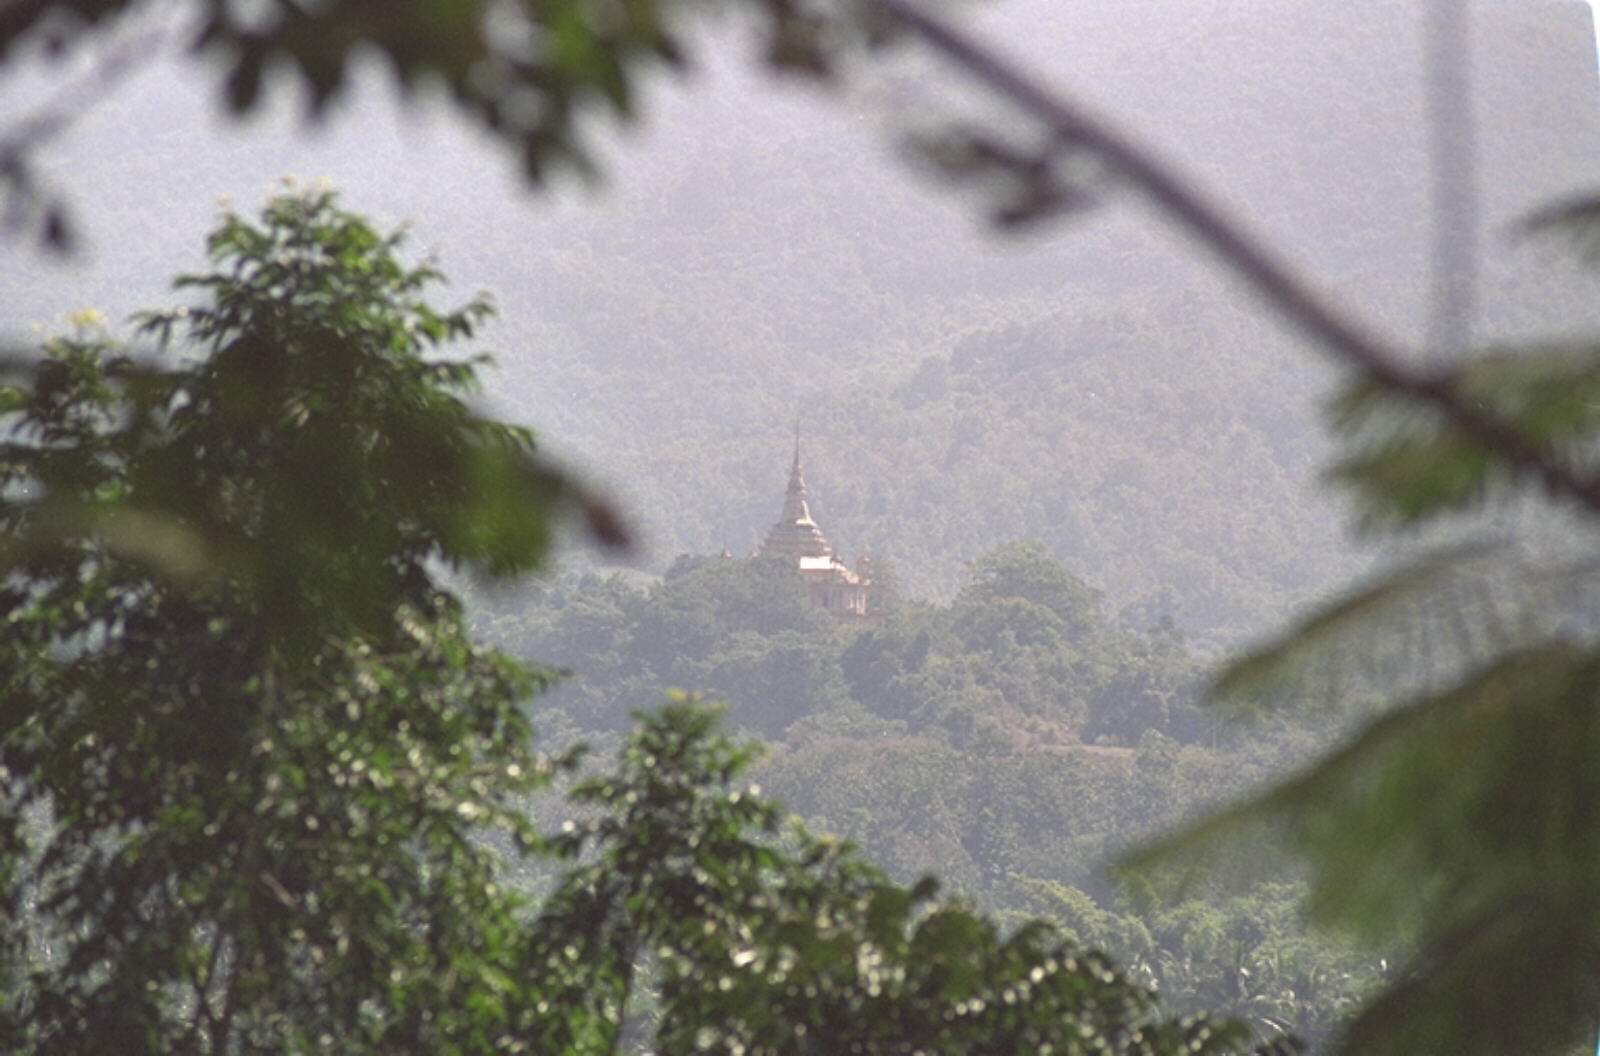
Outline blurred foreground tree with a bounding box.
[8,1,1600,1053]
[0,190,1281,1053]
[0,187,599,1053]
[0,0,874,250]
[864,9,1600,1053]
[1129,310,1600,1055]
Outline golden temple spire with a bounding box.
[781,417,811,524]
[763,420,831,559]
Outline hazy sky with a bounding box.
[6,0,1598,631]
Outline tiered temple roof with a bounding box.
[759,429,872,618]
[760,437,833,560]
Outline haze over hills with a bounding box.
[5,0,1599,645]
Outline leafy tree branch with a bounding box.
[874,0,1600,517]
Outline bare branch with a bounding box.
[873,0,1600,515]
[0,0,57,57]
[0,11,176,250]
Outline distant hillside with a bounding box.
[5,0,1598,646]
[471,0,1600,644]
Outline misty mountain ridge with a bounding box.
[5,0,1599,646]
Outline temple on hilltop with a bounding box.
[759,431,874,618]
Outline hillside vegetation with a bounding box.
[10,1,1599,646]
[474,540,1385,1047]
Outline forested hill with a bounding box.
[510,280,1353,643]
[474,544,1388,1049]
[469,0,1600,645]
[7,0,1599,645]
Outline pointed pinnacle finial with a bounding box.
[785,417,808,507]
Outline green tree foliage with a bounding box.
[486,542,1372,1049]
[957,541,1102,639]
[1010,878,1380,1049]
[0,189,602,1053]
[533,698,1282,1056]
[0,190,1287,1054]
[0,0,873,250]
[1082,648,1210,749]
[12,1,1600,1052]
[1126,225,1600,1054]
[488,541,1213,748]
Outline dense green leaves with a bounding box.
[1129,245,1600,1053]
[486,542,1213,747]
[2,190,1289,1054]
[1136,638,1600,1055]
[5,189,608,660]
[1327,343,1600,530]
[0,191,589,1053]
[9,1,1597,1048]
[533,700,1281,1056]
[486,543,1371,1045]
[1012,878,1380,1048]
[0,0,891,251]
